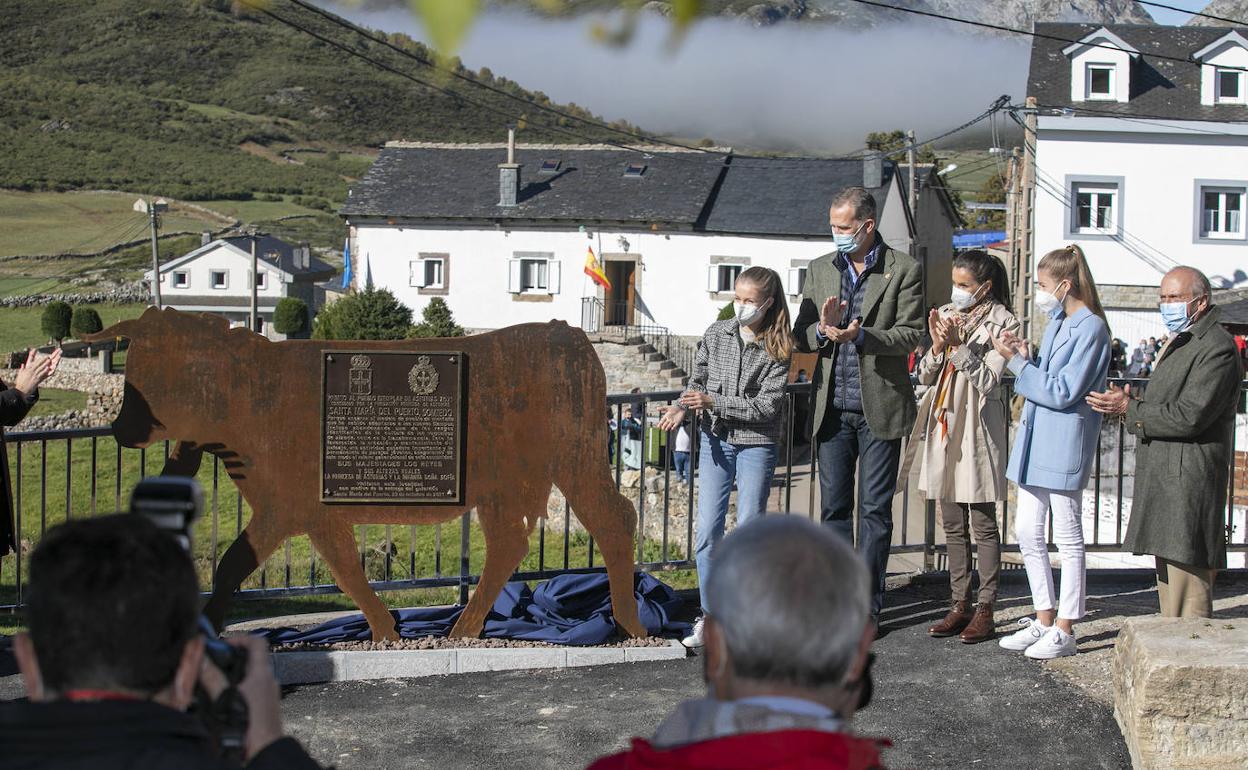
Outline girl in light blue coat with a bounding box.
[990,245,1111,660]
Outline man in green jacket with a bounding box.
[793,186,924,622]
[1088,266,1243,618]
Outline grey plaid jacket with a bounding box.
[687,319,790,446]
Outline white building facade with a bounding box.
[1029,23,1248,344]
[342,143,957,339]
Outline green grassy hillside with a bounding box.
[0,0,645,203]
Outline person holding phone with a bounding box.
[990,245,1111,660]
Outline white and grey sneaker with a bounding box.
[1025,627,1077,660]
[998,617,1052,651]
[681,616,705,648]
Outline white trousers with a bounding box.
[1014,484,1086,620]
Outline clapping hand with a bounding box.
[928,309,962,351]
[657,404,686,431]
[1086,383,1131,416]
[990,330,1030,361]
[13,348,61,396]
[818,296,847,338]
[678,390,714,411]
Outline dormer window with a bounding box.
[624,162,647,178]
[1216,68,1244,105]
[1086,64,1115,100]
[1194,31,1248,106]
[538,158,561,175]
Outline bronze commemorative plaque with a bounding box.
[321,351,464,503]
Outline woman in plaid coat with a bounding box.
[659,267,794,648]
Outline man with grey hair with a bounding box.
[794,185,924,625]
[1088,266,1242,617]
[584,516,887,770]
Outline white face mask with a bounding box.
[734,298,770,327]
[1034,281,1068,316]
[950,284,984,312]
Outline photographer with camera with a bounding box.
[0,510,322,769]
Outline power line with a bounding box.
[840,0,1248,75]
[1030,101,1248,127]
[279,0,719,156]
[1137,0,1248,28]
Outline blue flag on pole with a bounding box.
[341,238,352,289]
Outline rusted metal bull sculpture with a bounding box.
[87,308,646,641]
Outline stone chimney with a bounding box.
[298,242,310,269]
[201,231,212,246]
[863,151,883,189]
[498,126,521,208]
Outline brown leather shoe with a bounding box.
[959,604,996,644]
[928,600,973,637]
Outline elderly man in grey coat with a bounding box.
[1088,266,1243,618]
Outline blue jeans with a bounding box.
[673,451,690,482]
[693,431,778,612]
[817,409,901,618]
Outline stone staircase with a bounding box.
[590,333,689,395]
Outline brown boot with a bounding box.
[928,600,973,637]
[959,603,996,644]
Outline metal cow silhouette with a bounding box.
[87,308,645,641]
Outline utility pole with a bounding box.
[906,129,918,216]
[148,200,163,309]
[1006,148,1022,319]
[1020,96,1038,340]
[250,235,259,334]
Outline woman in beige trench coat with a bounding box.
[898,250,1019,644]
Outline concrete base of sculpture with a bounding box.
[270,641,688,685]
[1113,617,1248,770]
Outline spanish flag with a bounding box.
[584,246,611,290]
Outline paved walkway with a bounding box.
[4,570,1245,769]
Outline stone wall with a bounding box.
[1,366,123,432]
[593,341,686,396]
[0,286,147,306]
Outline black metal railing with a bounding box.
[2,379,1245,611]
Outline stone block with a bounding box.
[566,647,627,667]
[1113,617,1248,770]
[624,642,688,662]
[346,650,455,679]
[273,651,350,686]
[456,647,566,673]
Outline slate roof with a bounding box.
[342,144,903,238]
[1028,23,1248,122]
[220,235,336,277]
[700,157,894,237]
[340,144,728,226]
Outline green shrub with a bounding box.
[70,306,103,338]
[273,297,308,336]
[41,301,73,344]
[313,288,411,340]
[407,297,464,338]
[717,302,736,322]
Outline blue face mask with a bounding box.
[832,222,866,254]
[1159,299,1194,333]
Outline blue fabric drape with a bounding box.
[259,572,690,646]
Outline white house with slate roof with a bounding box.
[1027,23,1248,344]
[144,233,336,339]
[339,141,958,339]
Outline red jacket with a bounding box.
[585,730,889,770]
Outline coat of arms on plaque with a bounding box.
[408,355,439,395]
[349,355,372,396]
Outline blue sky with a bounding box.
[1145,2,1201,25]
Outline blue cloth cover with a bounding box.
[258,572,690,646]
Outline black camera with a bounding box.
[129,477,250,760]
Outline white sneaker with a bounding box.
[681,616,705,648]
[1025,627,1078,660]
[998,617,1052,651]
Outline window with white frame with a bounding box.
[507,254,561,295]
[1201,186,1245,239]
[1086,64,1115,99]
[252,271,267,290]
[410,257,445,289]
[708,264,744,294]
[172,271,189,288]
[1072,182,1118,234]
[786,266,808,297]
[210,270,228,289]
[1216,68,1245,104]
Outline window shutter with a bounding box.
[411,260,427,288]
[508,259,522,293]
[787,268,801,296]
[707,265,719,292]
[547,260,561,294]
